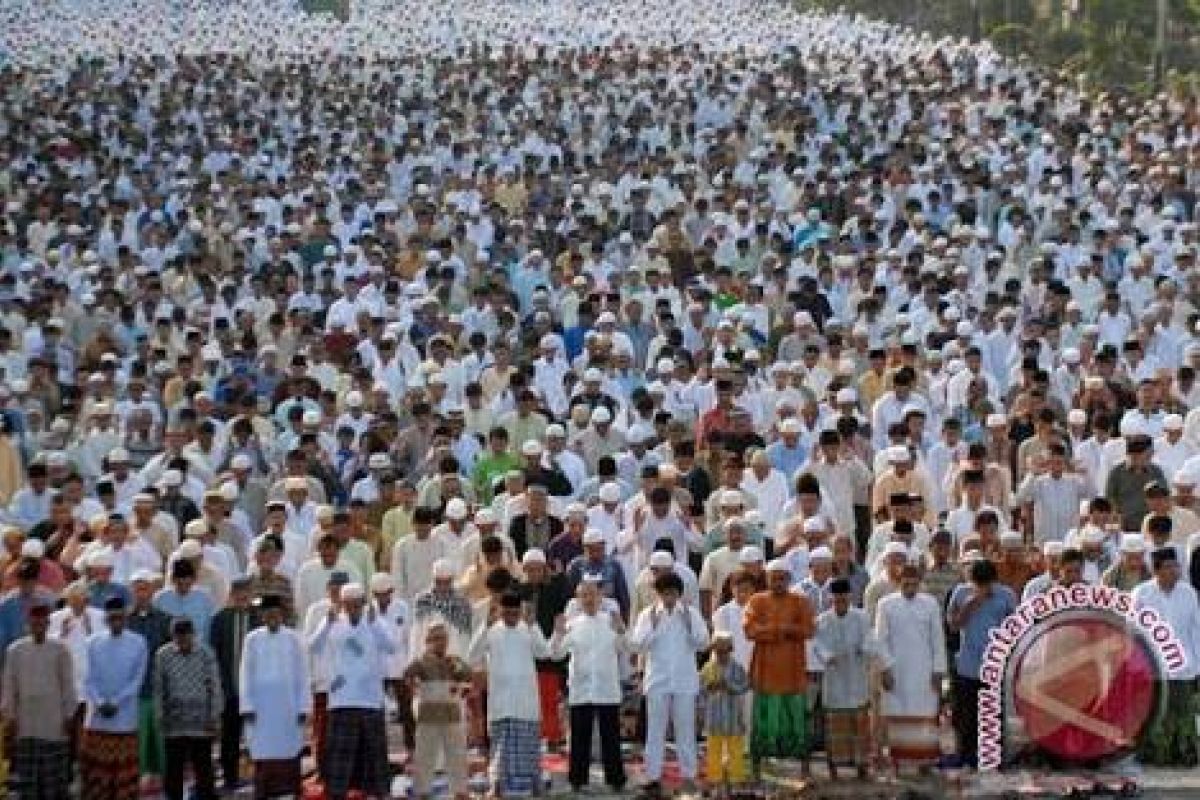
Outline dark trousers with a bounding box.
[952,675,982,768]
[568,704,624,790]
[220,696,243,785]
[164,736,217,800]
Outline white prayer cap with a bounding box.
[1062,348,1081,364]
[432,559,455,579]
[302,410,321,425]
[184,519,207,539]
[521,439,543,456]
[582,529,606,546]
[656,357,675,374]
[284,476,308,492]
[720,489,744,507]
[739,546,764,565]
[627,424,653,444]
[986,413,1008,427]
[89,547,115,568]
[1120,418,1147,437]
[599,483,622,503]
[779,418,802,434]
[591,407,612,424]
[220,482,238,502]
[835,387,857,404]
[369,573,394,593]
[231,454,253,470]
[886,446,911,463]
[1120,534,1147,554]
[131,570,160,584]
[1082,527,1107,545]
[881,542,909,559]
[802,516,825,533]
[133,493,155,505]
[1165,414,1185,431]
[522,548,547,566]
[649,551,674,568]
[20,539,44,559]
[341,583,366,601]
[445,498,469,520]
[316,505,335,522]
[1067,409,1087,426]
[546,424,566,438]
[367,453,391,470]
[809,546,833,562]
[1043,542,1065,557]
[999,532,1024,549]
[345,390,364,408]
[109,447,130,463]
[565,502,588,520]
[474,508,497,526]
[765,558,791,573]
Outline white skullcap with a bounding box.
[20,539,44,559]
[780,418,802,434]
[1165,414,1184,431]
[109,447,130,462]
[765,558,791,573]
[474,508,497,525]
[591,407,612,424]
[369,573,395,593]
[1043,542,1065,557]
[284,476,308,492]
[341,583,366,601]
[802,517,825,533]
[835,387,857,404]
[599,483,622,503]
[522,548,547,565]
[184,519,207,539]
[1000,531,1024,548]
[367,453,391,469]
[1120,534,1147,554]
[1082,527,1107,545]
[809,546,833,562]
[886,446,911,463]
[649,551,674,568]
[582,529,606,546]
[739,545,764,564]
[881,542,909,559]
[162,469,184,487]
[130,569,160,584]
[445,498,468,520]
[220,482,238,502]
[231,454,252,470]
[521,440,543,456]
[1067,409,1087,426]
[432,559,455,579]
[89,547,116,568]
[986,413,1008,427]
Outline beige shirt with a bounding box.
[1,637,77,741]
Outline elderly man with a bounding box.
[154,617,222,800]
[308,582,395,800]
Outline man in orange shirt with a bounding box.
[743,559,816,780]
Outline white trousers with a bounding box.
[644,691,697,780]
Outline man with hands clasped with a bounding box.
[630,571,711,796]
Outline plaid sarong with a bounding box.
[11,737,70,800]
[750,693,809,761]
[252,757,303,799]
[488,718,541,792]
[80,730,139,800]
[323,707,389,798]
[824,706,868,767]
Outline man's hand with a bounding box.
[99,702,116,718]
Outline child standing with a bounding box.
[404,622,473,800]
[701,631,750,796]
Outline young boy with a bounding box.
[404,622,473,800]
[813,578,891,780]
[700,631,750,796]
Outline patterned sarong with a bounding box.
[11,737,70,799]
[80,730,139,800]
[324,707,389,798]
[489,718,541,792]
[750,693,809,761]
[824,707,868,767]
[885,715,941,766]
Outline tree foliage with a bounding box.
[801,0,1200,91]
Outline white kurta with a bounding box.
[49,606,105,696]
[467,621,549,722]
[240,626,312,760]
[375,598,411,679]
[875,592,946,716]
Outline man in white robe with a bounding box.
[240,594,311,799]
[875,564,947,771]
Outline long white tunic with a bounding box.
[467,621,549,723]
[1132,578,1200,680]
[875,592,946,717]
[239,626,311,761]
[49,605,105,696]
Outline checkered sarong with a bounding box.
[11,737,70,800]
[323,707,389,798]
[488,718,541,792]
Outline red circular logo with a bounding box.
[1011,617,1159,762]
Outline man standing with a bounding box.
[308,582,395,800]
[742,559,816,779]
[468,591,551,797]
[240,594,311,799]
[1,601,77,800]
[549,578,627,794]
[153,618,222,800]
[630,571,710,794]
[1133,548,1200,766]
[209,576,259,792]
[127,570,171,787]
[875,564,947,772]
[946,558,1016,768]
[81,596,148,800]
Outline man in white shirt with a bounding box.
[307,582,395,800]
[629,571,710,794]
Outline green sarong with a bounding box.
[1139,679,1199,767]
[750,692,809,761]
[137,696,165,775]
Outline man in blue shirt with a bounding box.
[153,559,216,641]
[947,558,1016,768]
[81,596,149,800]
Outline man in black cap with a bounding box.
[79,596,149,800]
[153,616,222,800]
[209,576,260,792]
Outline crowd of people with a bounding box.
[3,0,1200,798]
